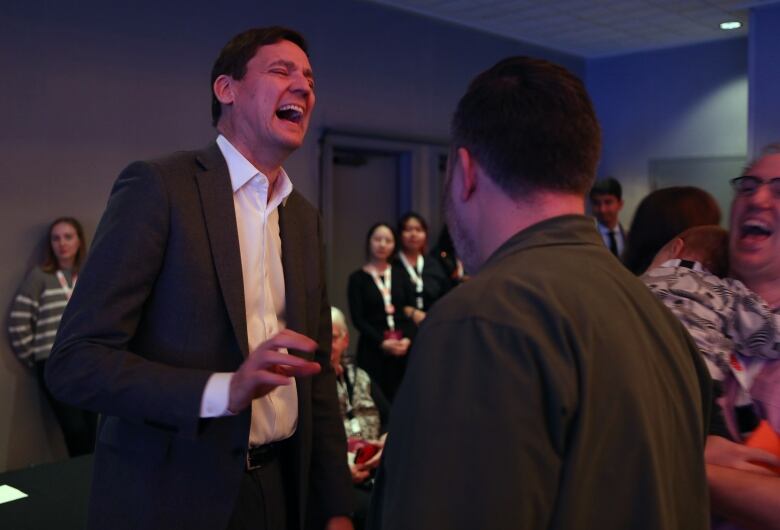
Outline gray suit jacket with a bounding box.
[46,143,352,530]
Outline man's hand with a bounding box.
[705,435,780,475]
[228,329,321,413]
[358,446,383,470]
[349,463,371,484]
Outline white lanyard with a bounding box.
[366,265,395,330]
[400,253,424,310]
[56,270,77,301]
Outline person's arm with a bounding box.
[44,161,217,437]
[704,434,780,530]
[708,464,780,530]
[308,214,354,527]
[347,272,384,347]
[7,269,44,366]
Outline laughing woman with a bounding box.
[8,217,97,456]
[347,222,415,403]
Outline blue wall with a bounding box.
[586,37,748,221]
[748,3,780,155]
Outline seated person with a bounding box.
[330,307,390,528]
[642,225,780,444]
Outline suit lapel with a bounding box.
[195,143,249,357]
[279,194,308,359]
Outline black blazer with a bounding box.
[46,143,352,530]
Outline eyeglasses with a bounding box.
[730,175,780,197]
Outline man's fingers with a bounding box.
[248,370,293,388]
[258,329,318,353]
[274,362,321,378]
[735,460,779,476]
[742,446,780,467]
[244,348,319,371]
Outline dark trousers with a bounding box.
[227,454,288,530]
[36,360,97,457]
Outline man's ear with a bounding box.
[457,147,478,201]
[213,74,236,106]
[668,237,685,258]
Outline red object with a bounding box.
[745,420,780,474]
[355,443,380,464]
[383,329,403,340]
[729,354,743,372]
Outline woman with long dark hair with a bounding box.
[347,222,415,402]
[8,217,97,456]
[622,187,721,275]
[394,212,452,326]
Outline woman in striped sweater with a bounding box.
[8,217,97,457]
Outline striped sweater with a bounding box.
[8,267,74,365]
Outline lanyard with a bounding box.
[400,253,424,309]
[366,265,395,330]
[56,270,77,301]
[338,367,362,434]
[337,366,356,419]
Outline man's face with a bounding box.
[590,193,623,229]
[226,40,315,155]
[444,150,479,274]
[729,153,780,287]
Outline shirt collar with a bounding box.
[595,220,618,235]
[658,259,705,272]
[216,135,293,206]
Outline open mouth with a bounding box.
[739,219,773,244]
[276,104,304,124]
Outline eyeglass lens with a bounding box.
[734,176,780,196]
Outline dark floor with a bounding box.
[0,455,91,530]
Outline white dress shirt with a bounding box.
[596,220,625,257]
[199,135,298,447]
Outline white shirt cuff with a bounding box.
[200,372,235,417]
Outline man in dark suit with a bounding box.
[45,27,353,530]
[589,177,627,256]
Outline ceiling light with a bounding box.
[720,21,742,30]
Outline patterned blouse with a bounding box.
[336,364,382,441]
[642,259,780,391]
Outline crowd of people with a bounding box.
[6,24,780,530]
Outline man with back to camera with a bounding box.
[590,177,626,256]
[45,27,353,530]
[367,56,712,530]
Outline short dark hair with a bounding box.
[451,56,601,198]
[42,217,88,274]
[590,177,622,200]
[210,26,309,127]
